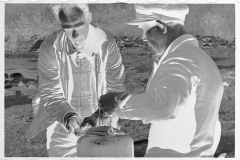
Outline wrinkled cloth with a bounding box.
[69,56,94,117]
[46,121,79,157]
[115,34,223,157]
[127,4,189,25]
[26,24,125,144]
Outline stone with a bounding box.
[5,73,9,79]
[5,80,12,89]
[10,73,24,80]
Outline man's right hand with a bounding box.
[66,116,82,134]
[80,115,98,128]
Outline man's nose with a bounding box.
[72,30,79,39]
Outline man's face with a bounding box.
[62,13,90,50]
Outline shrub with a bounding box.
[90,3,142,38]
[185,4,235,40]
[5,3,235,52]
[5,4,60,52]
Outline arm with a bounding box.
[115,50,201,123]
[105,39,126,93]
[38,41,77,125]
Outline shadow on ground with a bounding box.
[134,135,235,157]
[5,94,32,108]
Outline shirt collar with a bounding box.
[167,34,198,53]
[156,34,198,65]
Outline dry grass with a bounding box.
[5,104,47,157]
[186,4,235,40]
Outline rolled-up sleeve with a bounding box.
[38,42,75,124]
[115,50,201,123]
[105,40,125,92]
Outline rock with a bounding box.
[5,80,12,89]
[220,43,228,48]
[212,42,220,48]
[30,34,40,42]
[133,44,139,47]
[137,53,146,56]
[124,43,134,48]
[22,78,37,87]
[202,43,211,48]
[120,47,126,52]
[5,73,9,79]
[9,73,24,80]
[115,35,235,51]
[15,90,23,97]
[10,79,24,87]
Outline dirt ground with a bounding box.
[4,46,235,157]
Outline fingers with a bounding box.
[67,117,80,134]
[80,116,97,128]
[75,115,83,124]
[74,128,86,137]
[80,118,88,128]
[118,94,132,109]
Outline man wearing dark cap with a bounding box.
[26,4,125,157]
[89,4,223,157]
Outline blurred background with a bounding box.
[5,3,235,52]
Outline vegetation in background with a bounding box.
[5,3,235,52]
[90,4,143,38]
[186,4,235,40]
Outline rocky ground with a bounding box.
[4,36,235,157]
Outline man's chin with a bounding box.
[74,43,85,50]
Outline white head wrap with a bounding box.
[127,4,189,25]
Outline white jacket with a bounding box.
[115,34,223,157]
[26,25,125,141]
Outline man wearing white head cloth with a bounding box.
[25,4,125,157]
[85,4,223,157]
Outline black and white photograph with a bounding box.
[2,1,238,158]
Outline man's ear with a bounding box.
[156,20,167,34]
[86,12,92,23]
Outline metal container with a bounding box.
[77,127,134,157]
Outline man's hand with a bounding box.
[99,92,129,115]
[64,113,82,134]
[80,114,98,128]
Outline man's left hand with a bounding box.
[66,115,82,134]
[99,92,130,115]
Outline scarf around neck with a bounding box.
[68,24,107,66]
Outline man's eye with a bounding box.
[103,109,108,112]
